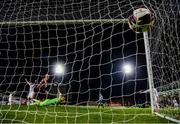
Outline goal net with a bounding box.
[0,0,179,123]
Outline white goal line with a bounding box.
[0,19,128,25]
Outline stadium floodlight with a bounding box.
[54,63,65,75]
[122,63,133,75]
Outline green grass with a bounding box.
[0,105,172,123]
[159,108,180,120]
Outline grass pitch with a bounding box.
[0,105,172,123]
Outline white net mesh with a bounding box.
[0,0,179,123]
[149,1,180,120]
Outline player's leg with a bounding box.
[154,98,160,112]
[37,90,45,101]
[27,91,35,105]
[156,103,160,111]
[98,101,100,108]
[38,88,47,101]
[102,101,105,108]
[174,103,178,109]
[45,90,48,99]
[98,101,103,108]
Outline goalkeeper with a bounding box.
[30,93,65,106]
[98,93,104,108]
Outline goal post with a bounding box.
[0,19,128,26]
[143,31,180,123]
[143,31,155,114]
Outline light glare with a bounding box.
[123,64,133,74]
[55,64,65,75]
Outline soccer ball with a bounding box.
[128,8,155,33]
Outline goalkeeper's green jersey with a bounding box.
[31,98,60,106]
[40,98,60,106]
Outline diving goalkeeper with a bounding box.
[30,93,65,106]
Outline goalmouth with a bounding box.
[0,0,179,123]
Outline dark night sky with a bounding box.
[0,23,149,104]
[0,0,178,107]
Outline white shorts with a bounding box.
[153,102,159,110]
[27,92,35,99]
[174,103,178,108]
[154,96,158,103]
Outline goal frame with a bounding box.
[143,32,180,123]
[0,19,179,123]
[0,19,127,26]
[143,32,155,114]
